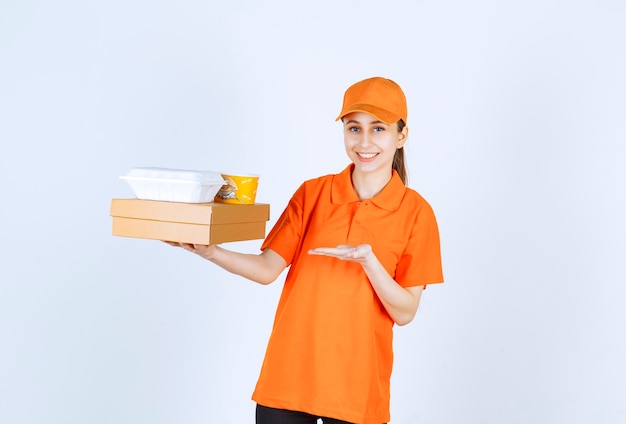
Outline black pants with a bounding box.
[256,404,354,424]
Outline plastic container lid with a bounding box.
[119,167,228,203]
[120,167,225,184]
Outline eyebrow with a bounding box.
[345,119,386,125]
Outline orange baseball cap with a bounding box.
[336,76,408,124]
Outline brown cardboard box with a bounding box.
[110,198,270,244]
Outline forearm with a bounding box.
[361,254,423,326]
[169,243,286,285]
[206,246,285,285]
[308,244,423,325]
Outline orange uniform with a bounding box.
[252,164,444,423]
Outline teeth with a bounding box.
[358,153,377,159]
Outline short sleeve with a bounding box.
[395,202,444,287]
[260,184,305,266]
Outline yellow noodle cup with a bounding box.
[214,173,259,204]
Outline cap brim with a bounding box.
[335,103,400,124]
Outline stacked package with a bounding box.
[110,167,269,244]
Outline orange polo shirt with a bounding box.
[253,164,443,424]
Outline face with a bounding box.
[342,112,408,179]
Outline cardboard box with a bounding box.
[110,198,270,244]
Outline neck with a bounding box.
[351,168,393,200]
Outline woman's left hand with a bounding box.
[308,244,373,263]
[310,243,422,325]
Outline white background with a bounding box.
[1,1,625,423]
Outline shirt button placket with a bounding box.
[348,201,366,244]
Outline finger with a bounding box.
[309,247,342,255]
[336,244,352,249]
[162,240,181,247]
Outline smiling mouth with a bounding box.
[357,152,378,159]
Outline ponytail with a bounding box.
[392,120,408,185]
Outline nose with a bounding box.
[357,132,373,148]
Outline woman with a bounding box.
[169,77,444,423]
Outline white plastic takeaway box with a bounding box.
[120,167,227,203]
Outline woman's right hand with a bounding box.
[162,241,218,260]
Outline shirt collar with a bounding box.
[331,164,406,211]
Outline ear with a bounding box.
[396,125,409,149]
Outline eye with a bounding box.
[347,126,360,133]
[373,126,385,132]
